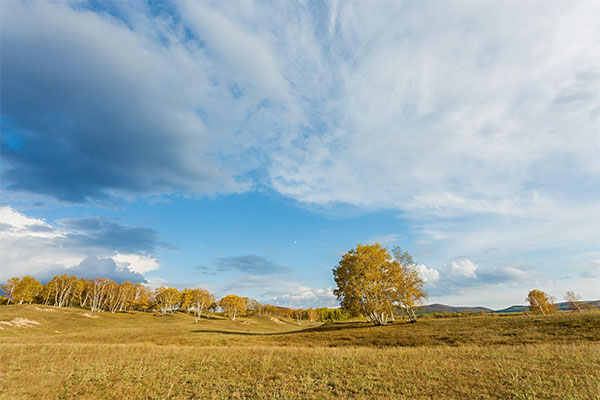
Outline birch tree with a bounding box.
[89,278,111,312]
[333,243,427,325]
[564,291,583,312]
[13,276,42,304]
[219,295,246,320]
[1,277,20,305]
[391,247,426,322]
[50,274,78,307]
[526,289,556,315]
[154,286,181,315]
[188,288,214,322]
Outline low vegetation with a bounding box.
[1,305,599,399]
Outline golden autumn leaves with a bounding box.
[333,244,427,326]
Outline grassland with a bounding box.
[1,305,599,399]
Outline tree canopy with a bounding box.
[333,243,426,325]
[526,289,556,315]
[219,295,246,320]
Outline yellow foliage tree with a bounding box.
[333,243,426,325]
[219,295,246,320]
[154,286,181,315]
[1,277,21,305]
[188,288,215,322]
[13,276,43,304]
[526,289,556,315]
[391,247,426,322]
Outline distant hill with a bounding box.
[494,300,600,313]
[417,300,600,314]
[492,305,528,313]
[416,303,493,314]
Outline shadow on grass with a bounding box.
[191,320,412,336]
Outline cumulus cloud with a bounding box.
[263,285,338,309]
[0,206,162,281]
[416,264,440,283]
[449,259,479,278]
[216,275,337,308]
[38,256,146,283]
[422,258,541,297]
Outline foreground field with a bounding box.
[1,305,599,399]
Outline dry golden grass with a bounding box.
[1,305,599,399]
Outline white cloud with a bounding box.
[449,259,479,278]
[0,206,56,238]
[263,285,338,309]
[416,264,440,283]
[0,206,160,282]
[113,253,159,274]
[261,0,600,269]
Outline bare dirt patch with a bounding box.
[0,318,41,328]
[240,321,255,325]
[82,313,99,319]
[270,317,285,325]
[27,306,57,312]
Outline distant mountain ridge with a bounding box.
[416,303,493,314]
[417,300,600,314]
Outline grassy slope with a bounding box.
[1,305,599,399]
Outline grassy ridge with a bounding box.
[1,305,599,399]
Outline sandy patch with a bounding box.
[82,313,99,319]
[270,317,285,325]
[28,306,57,312]
[0,317,41,328]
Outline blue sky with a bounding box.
[1,0,599,308]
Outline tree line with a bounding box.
[3,246,589,325]
[0,274,352,323]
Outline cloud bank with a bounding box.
[1,1,598,302]
[0,206,160,282]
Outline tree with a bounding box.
[49,274,78,307]
[247,298,263,316]
[526,289,556,315]
[219,295,246,320]
[333,243,427,325]
[391,247,426,322]
[564,291,583,312]
[13,276,42,304]
[187,288,215,322]
[1,277,20,305]
[106,281,135,313]
[154,286,181,315]
[129,284,151,311]
[294,309,304,325]
[89,278,111,312]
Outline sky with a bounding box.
[1,0,599,309]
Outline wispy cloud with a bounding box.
[1,1,598,303]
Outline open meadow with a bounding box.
[1,305,599,399]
